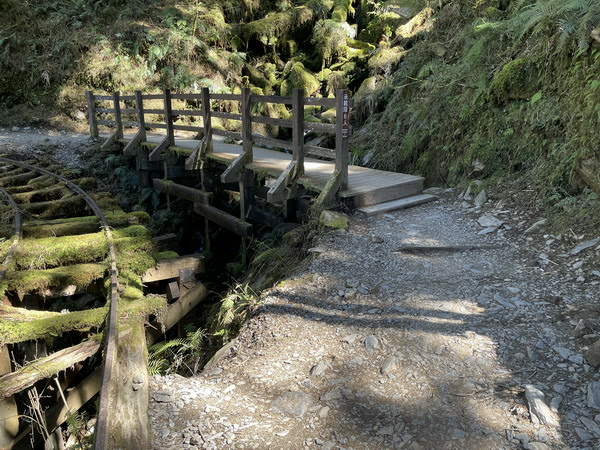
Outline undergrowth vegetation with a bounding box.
[352,0,600,211]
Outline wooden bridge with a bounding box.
[86,88,435,233]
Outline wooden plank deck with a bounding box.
[112,133,424,206]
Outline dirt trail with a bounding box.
[149,194,600,449]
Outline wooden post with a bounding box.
[292,88,305,177]
[335,89,350,191]
[135,90,149,187]
[163,88,175,146]
[241,87,253,163]
[0,346,19,448]
[86,91,99,139]
[201,87,212,152]
[112,91,123,140]
[135,90,147,142]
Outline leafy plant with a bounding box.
[148,324,206,375]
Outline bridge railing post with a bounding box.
[112,91,123,140]
[292,88,305,177]
[241,87,253,163]
[86,91,99,139]
[134,90,147,142]
[201,87,212,153]
[163,88,175,146]
[335,89,350,191]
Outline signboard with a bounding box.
[341,91,350,139]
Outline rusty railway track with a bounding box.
[0,157,147,449]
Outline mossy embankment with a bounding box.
[351,0,600,226]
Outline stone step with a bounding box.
[357,194,437,216]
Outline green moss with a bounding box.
[0,263,107,298]
[0,307,107,346]
[19,212,149,239]
[280,62,320,96]
[490,58,539,102]
[332,0,354,22]
[152,251,179,260]
[14,232,108,270]
[11,184,70,203]
[368,47,408,74]
[358,12,405,44]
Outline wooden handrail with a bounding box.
[87,87,352,196]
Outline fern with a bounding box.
[505,0,600,54]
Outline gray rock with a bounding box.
[321,388,343,401]
[580,416,600,437]
[423,187,446,195]
[587,381,600,409]
[473,189,487,207]
[552,346,572,360]
[524,219,547,234]
[370,235,384,244]
[574,426,594,441]
[477,214,503,228]
[493,294,514,308]
[152,390,172,403]
[271,391,312,417]
[478,227,497,235]
[549,395,562,412]
[570,237,600,255]
[587,339,600,367]
[524,385,560,426]
[319,210,349,229]
[524,443,552,450]
[310,360,333,376]
[364,335,380,353]
[381,356,397,375]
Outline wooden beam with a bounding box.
[86,91,99,139]
[220,151,251,184]
[267,160,297,203]
[0,339,101,399]
[147,283,208,343]
[193,202,252,238]
[315,169,342,207]
[148,136,170,162]
[123,129,144,156]
[152,179,211,204]
[141,254,205,283]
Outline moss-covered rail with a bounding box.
[0,157,173,449]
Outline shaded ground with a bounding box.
[149,193,600,449]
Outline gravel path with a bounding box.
[149,193,600,449]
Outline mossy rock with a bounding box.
[355,76,378,100]
[368,47,407,74]
[382,0,427,18]
[319,210,349,229]
[243,64,271,92]
[280,62,320,97]
[358,12,406,44]
[490,58,539,102]
[332,0,355,22]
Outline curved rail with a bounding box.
[0,157,119,449]
[0,186,22,282]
